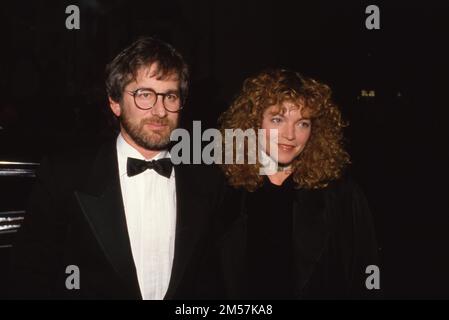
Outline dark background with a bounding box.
[0,0,448,298]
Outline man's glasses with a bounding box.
[127,88,183,113]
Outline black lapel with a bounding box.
[292,187,331,297]
[164,164,210,299]
[73,141,141,299]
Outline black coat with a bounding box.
[8,140,225,299]
[206,175,381,299]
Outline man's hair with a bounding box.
[105,37,189,103]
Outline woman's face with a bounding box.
[261,101,312,166]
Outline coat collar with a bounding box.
[164,164,213,299]
[73,141,141,298]
[291,187,331,297]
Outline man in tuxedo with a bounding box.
[9,37,224,299]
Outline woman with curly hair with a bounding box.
[210,69,380,299]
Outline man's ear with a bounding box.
[109,97,121,117]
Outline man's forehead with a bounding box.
[138,64,179,82]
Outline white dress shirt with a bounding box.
[116,133,177,300]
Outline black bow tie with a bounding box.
[127,157,173,178]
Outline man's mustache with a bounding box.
[141,117,171,126]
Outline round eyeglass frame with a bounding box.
[126,88,183,113]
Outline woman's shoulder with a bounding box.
[323,171,374,228]
[323,171,365,198]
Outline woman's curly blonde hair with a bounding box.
[218,68,350,191]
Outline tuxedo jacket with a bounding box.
[9,140,225,299]
[206,175,381,299]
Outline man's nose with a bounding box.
[151,95,167,117]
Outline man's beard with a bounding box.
[120,112,178,151]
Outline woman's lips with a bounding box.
[278,144,296,152]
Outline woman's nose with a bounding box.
[282,123,295,140]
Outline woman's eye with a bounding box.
[271,117,282,124]
[298,121,311,128]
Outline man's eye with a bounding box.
[166,94,178,101]
[139,92,153,98]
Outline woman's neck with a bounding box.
[267,170,292,186]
